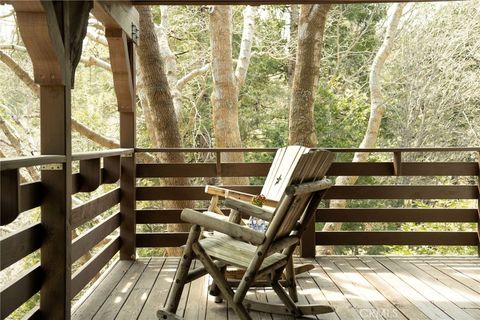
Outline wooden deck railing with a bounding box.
[0,148,132,319]
[1,147,479,319]
[135,147,480,257]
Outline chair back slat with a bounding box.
[261,146,309,203]
[270,150,334,239]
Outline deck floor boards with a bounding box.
[73,256,480,320]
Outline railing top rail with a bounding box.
[0,155,66,171]
[135,147,480,153]
[72,148,134,161]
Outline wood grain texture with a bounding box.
[71,213,121,263]
[0,223,43,271]
[0,264,43,319]
[72,256,480,320]
[71,188,121,229]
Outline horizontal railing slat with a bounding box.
[136,232,188,247]
[0,223,43,271]
[137,162,479,178]
[0,264,43,319]
[137,163,271,177]
[136,185,478,201]
[71,213,121,263]
[20,182,43,212]
[315,231,479,245]
[72,188,121,229]
[136,186,260,201]
[135,208,478,224]
[71,237,120,298]
[328,162,479,176]
[0,155,66,171]
[71,148,133,161]
[316,208,479,222]
[324,185,478,199]
[135,147,480,153]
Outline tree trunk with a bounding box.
[157,6,183,118]
[137,6,194,256]
[320,4,406,253]
[288,5,331,148]
[209,5,256,185]
[287,4,299,88]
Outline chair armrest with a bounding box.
[285,179,332,196]
[224,198,274,222]
[205,185,278,208]
[181,209,265,245]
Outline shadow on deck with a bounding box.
[72,256,480,320]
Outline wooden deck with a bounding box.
[72,256,480,320]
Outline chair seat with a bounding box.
[199,233,287,272]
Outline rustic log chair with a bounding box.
[204,145,314,299]
[157,150,335,320]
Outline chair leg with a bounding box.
[209,265,227,303]
[162,225,201,314]
[192,242,252,320]
[271,268,299,316]
[285,257,298,302]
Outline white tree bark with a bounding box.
[322,4,406,238]
[234,5,256,92]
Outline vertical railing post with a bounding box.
[106,30,137,260]
[13,2,91,318]
[477,151,479,257]
[300,217,316,258]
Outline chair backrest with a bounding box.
[260,145,310,203]
[267,150,334,239]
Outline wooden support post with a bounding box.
[0,169,20,226]
[216,151,222,176]
[300,217,316,258]
[477,151,479,257]
[393,151,402,176]
[106,31,137,260]
[13,2,91,318]
[79,158,101,192]
[299,191,326,258]
[103,155,121,183]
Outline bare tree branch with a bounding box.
[86,29,108,46]
[0,44,26,51]
[0,117,38,180]
[71,119,119,148]
[175,63,210,91]
[1,45,111,71]
[80,55,111,71]
[0,50,39,95]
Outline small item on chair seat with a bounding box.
[248,194,269,232]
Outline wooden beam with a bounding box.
[12,1,65,85]
[92,1,139,43]
[106,28,135,112]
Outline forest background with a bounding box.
[1,2,480,304]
